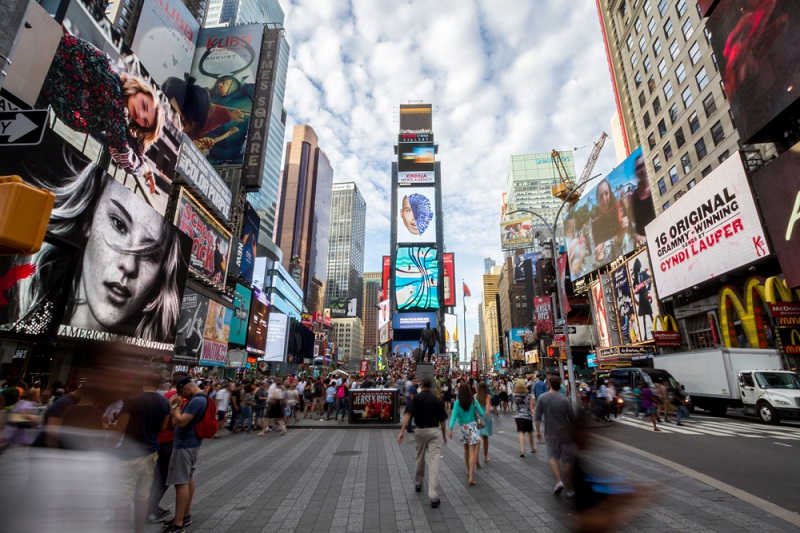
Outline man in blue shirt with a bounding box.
[162,377,207,533]
[533,375,548,399]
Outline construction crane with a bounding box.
[551,131,608,205]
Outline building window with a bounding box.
[648,132,657,149]
[682,18,694,40]
[704,27,711,44]
[639,35,647,52]
[696,66,709,91]
[643,55,652,72]
[669,165,679,185]
[669,39,680,59]
[675,126,686,147]
[653,96,661,114]
[664,18,674,38]
[669,103,679,124]
[712,52,719,71]
[681,86,693,107]
[643,111,652,127]
[635,18,642,33]
[635,71,643,87]
[653,154,662,171]
[676,0,687,17]
[664,141,674,161]
[644,0,652,15]
[658,177,666,195]
[652,37,662,56]
[639,91,647,107]
[658,58,667,78]
[710,120,725,145]
[663,200,671,210]
[631,52,638,68]
[688,111,700,133]
[689,42,701,65]
[701,165,712,177]
[687,179,696,189]
[648,17,657,35]
[627,35,634,50]
[675,62,686,84]
[648,75,657,94]
[718,149,730,163]
[674,190,685,203]
[703,94,716,117]
[663,80,674,100]
[658,118,667,137]
[680,152,692,173]
[695,137,708,159]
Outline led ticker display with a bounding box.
[395,246,439,310]
[398,132,434,143]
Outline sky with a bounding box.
[279,0,621,359]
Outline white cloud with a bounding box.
[280,0,617,357]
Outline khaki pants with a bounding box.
[414,428,442,501]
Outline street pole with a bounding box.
[462,281,468,366]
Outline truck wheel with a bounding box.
[708,402,727,417]
[757,401,780,425]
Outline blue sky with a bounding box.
[279,0,620,359]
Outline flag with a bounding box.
[463,282,471,297]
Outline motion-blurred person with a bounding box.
[535,376,576,497]
[114,369,170,533]
[476,382,493,466]
[398,376,448,508]
[512,379,536,457]
[214,380,231,437]
[449,383,484,487]
[639,382,659,432]
[31,384,81,449]
[148,373,184,523]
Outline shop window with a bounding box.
[687,315,715,350]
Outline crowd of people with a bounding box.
[582,377,690,430]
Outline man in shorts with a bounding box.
[163,377,207,533]
[535,376,576,498]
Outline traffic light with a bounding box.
[548,346,560,359]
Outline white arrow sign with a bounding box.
[0,113,38,142]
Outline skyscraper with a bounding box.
[325,183,366,319]
[362,272,382,356]
[276,125,333,313]
[484,257,496,274]
[595,0,771,214]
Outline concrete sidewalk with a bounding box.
[146,413,796,532]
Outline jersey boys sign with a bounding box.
[645,154,769,298]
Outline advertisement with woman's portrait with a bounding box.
[0,131,192,352]
[397,187,437,244]
[590,281,611,348]
[173,288,209,365]
[626,250,660,343]
[174,188,231,289]
[201,300,232,367]
[612,264,640,345]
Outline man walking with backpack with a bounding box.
[162,376,212,533]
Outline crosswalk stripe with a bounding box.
[609,415,800,439]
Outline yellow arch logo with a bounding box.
[653,315,679,333]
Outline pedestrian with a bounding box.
[324,380,336,420]
[535,376,576,497]
[512,379,536,457]
[672,382,689,426]
[285,383,300,423]
[239,384,255,433]
[398,376,448,508]
[114,370,170,533]
[660,379,675,423]
[263,380,286,435]
[476,381,493,466]
[254,381,268,430]
[228,382,241,433]
[162,377,207,532]
[311,377,324,417]
[147,373,182,523]
[639,382,659,431]
[335,379,349,421]
[533,374,548,400]
[448,383,484,486]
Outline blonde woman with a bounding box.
[512,380,536,457]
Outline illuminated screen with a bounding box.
[395,246,439,310]
[397,187,437,244]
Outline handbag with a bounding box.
[473,401,486,430]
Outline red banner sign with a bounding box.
[534,296,553,336]
[382,256,391,300]
[443,253,455,307]
[359,359,369,376]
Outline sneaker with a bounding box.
[431,499,440,508]
[553,481,565,495]
[162,515,192,529]
[148,509,170,523]
[161,525,186,533]
[564,490,575,498]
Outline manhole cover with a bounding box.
[332,450,361,456]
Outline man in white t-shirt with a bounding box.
[214,383,231,438]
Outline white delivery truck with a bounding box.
[656,348,800,424]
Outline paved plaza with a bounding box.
[145,414,797,532]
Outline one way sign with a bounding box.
[0,110,48,146]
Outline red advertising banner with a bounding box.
[360,359,369,376]
[349,389,399,423]
[382,256,391,300]
[534,296,554,336]
[557,253,571,314]
[174,188,232,289]
[443,253,455,307]
[470,359,478,375]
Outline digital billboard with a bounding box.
[173,288,208,365]
[392,341,416,358]
[564,147,655,280]
[397,141,435,183]
[395,246,439,310]
[131,0,199,86]
[174,187,232,289]
[442,253,455,307]
[533,296,553,336]
[509,328,531,361]
[612,263,637,345]
[626,249,660,343]
[444,313,458,353]
[229,283,251,345]
[514,252,540,282]
[707,0,800,143]
[246,287,270,355]
[264,313,288,362]
[392,312,437,330]
[751,140,800,287]
[589,281,611,348]
[645,154,769,298]
[201,300,232,366]
[381,256,391,298]
[378,299,391,344]
[0,131,191,352]
[175,134,233,222]
[500,215,533,249]
[397,187,437,244]
[239,202,260,283]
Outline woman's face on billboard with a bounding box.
[401,196,419,235]
[78,182,164,332]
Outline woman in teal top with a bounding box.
[449,383,485,486]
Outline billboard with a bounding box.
[174,134,233,222]
[564,147,655,280]
[599,274,622,346]
[500,215,533,249]
[174,187,232,289]
[442,253,455,307]
[645,154,769,298]
[246,287,270,354]
[392,312,437,330]
[444,313,458,353]
[229,283,251,345]
[397,141,435,183]
[0,131,191,352]
[239,202,260,283]
[378,299,391,344]
[514,252,540,282]
[590,281,611,348]
[397,187,437,243]
[395,246,439,310]
[173,288,208,365]
[707,1,800,143]
[626,249,660,343]
[131,0,199,86]
[264,313,288,362]
[751,140,800,288]
[165,24,263,167]
[381,256,391,298]
[330,297,359,318]
[392,341,416,358]
[201,300,232,366]
[533,296,553,336]
[612,263,637,345]
[509,328,531,361]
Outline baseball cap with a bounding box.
[177,376,193,393]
